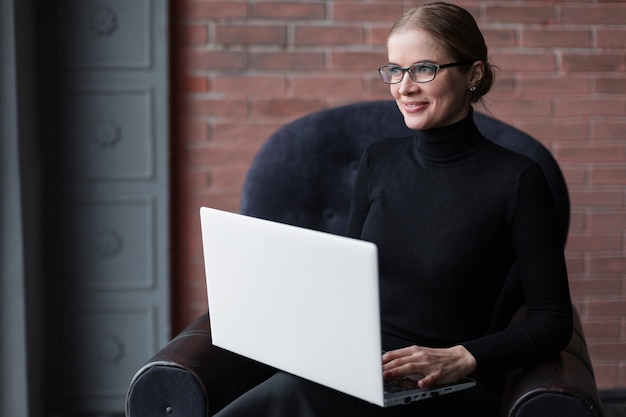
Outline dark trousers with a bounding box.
[213,370,501,417]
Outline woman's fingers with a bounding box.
[381,345,476,388]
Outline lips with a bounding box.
[402,101,428,113]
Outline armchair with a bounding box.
[126,101,604,417]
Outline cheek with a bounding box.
[390,85,400,99]
[424,83,448,100]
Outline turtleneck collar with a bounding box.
[412,108,486,164]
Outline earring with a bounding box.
[469,86,477,92]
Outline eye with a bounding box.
[412,64,436,75]
[387,66,403,75]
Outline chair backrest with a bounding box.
[241,100,570,240]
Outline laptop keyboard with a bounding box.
[384,376,423,393]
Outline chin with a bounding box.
[402,113,432,130]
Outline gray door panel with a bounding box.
[52,0,169,413]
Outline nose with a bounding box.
[397,73,419,96]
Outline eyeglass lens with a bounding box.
[380,64,438,84]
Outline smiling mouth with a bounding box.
[403,101,428,112]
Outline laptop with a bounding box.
[200,206,476,407]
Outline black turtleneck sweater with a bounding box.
[346,112,572,375]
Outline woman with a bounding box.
[215,3,572,416]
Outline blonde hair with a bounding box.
[390,2,495,103]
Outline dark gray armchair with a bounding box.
[126,101,604,417]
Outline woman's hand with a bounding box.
[382,345,477,388]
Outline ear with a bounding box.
[468,61,485,89]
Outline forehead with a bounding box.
[387,29,449,63]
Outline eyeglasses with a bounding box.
[378,61,475,84]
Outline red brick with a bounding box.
[251,51,325,71]
[593,120,626,140]
[209,165,249,190]
[581,320,621,342]
[331,51,392,71]
[562,53,625,73]
[491,53,556,72]
[592,363,618,390]
[561,167,587,187]
[187,144,257,166]
[591,257,626,275]
[519,76,590,94]
[568,211,586,231]
[488,98,553,118]
[295,26,364,46]
[253,2,326,20]
[193,191,241,213]
[209,127,273,150]
[213,76,287,95]
[587,300,626,318]
[363,90,391,101]
[182,170,211,204]
[488,77,514,94]
[482,28,517,48]
[556,98,625,118]
[332,3,404,22]
[561,4,626,25]
[591,167,626,185]
[291,76,363,95]
[178,1,248,19]
[570,189,624,208]
[589,212,626,229]
[596,77,626,94]
[186,98,248,119]
[569,278,623,298]
[365,77,392,97]
[369,26,391,47]
[564,256,584,277]
[522,29,591,48]
[252,98,324,119]
[215,25,287,46]
[619,365,626,390]
[212,123,282,147]
[181,49,247,71]
[485,5,554,24]
[518,121,588,141]
[596,29,626,49]
[556,144,624,163]
[567,233,623,252]
[588,342,626,361]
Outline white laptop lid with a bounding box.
[200,207,386,406]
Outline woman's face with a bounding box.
[386,29,482,130]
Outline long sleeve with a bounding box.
[461,163,572,372]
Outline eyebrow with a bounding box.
[385,61,437,67]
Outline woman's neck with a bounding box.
[413,110,483,163]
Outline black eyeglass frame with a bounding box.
[378,60,476,84]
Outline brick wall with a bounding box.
[170,0,626,389]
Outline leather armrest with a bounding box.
[126,314,274,417]
[502,307,604,417]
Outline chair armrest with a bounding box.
[502,307,604,417]
[126,314,274,417]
